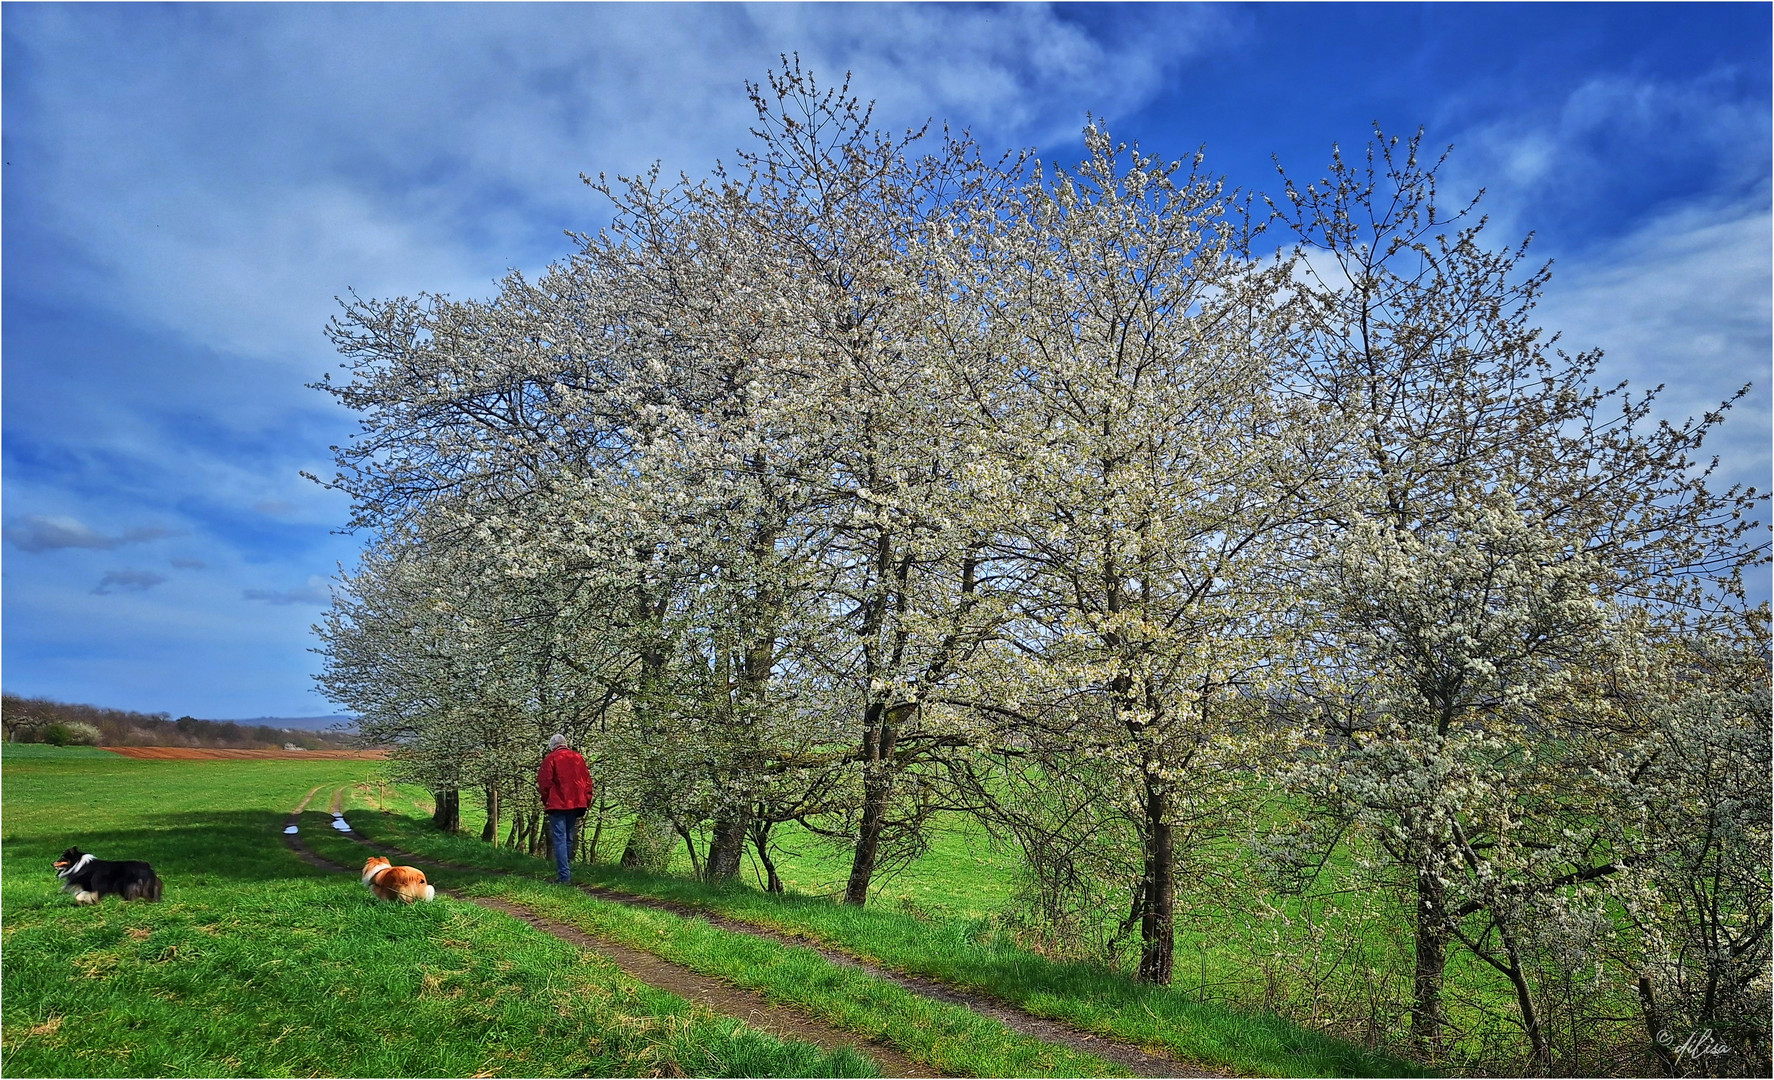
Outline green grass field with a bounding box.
[341,784,1427,1078]
[0,746,874,1078]
[4,747,1428,1077]
[433,787,1021,920]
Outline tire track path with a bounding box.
[323,819,1222,1078]
[281,801,941,1079]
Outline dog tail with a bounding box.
[124,876,164,902]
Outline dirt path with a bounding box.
[324,824,1223,1078]
[281,801,940,1079]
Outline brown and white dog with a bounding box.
[360,855,436,903]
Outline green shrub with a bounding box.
[40,721,102,746]
[618,815,675,872]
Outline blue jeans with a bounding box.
[546,809,581,882]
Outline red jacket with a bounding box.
[537,746,593,811]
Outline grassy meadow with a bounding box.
[0,745,1434,1078]
[373,772,1666,1075]
[0,745,875,1078]
[343,784,1428,1078]
[425,787,1460,1070]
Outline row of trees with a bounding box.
[0,693,353,750]
[313,65,1768,1072]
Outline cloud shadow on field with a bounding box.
[6,811,348,886]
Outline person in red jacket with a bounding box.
[537,733,592,883]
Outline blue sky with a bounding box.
[3,2,1769,718]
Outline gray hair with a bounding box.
[548,733,568,750]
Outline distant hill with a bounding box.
[201,715,357,733]
[3,694,359,749]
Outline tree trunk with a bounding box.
[621,813,673,871]
[713,576,775,885]
[431,788,460,833]
[620,597,673,871]
[845,512,908,909]
[673,821,704,880]
[846,779,890,905]
[845,701,899,906]
[1136,781,1175,985]
[1637,976,1678,1075]
[619,822,646,866]
[1498,926,1551,1070]
[751,820,784,893]
[585,792,609,863]
[706,816,748,881]
[1411,868,1451,1056]
[480,784,500,843]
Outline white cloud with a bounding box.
[107,183,499,365]
[6,2,1219,717]
[11,3,1221,372]
[92,569,169,595]
[4,515,176,553]
[1434,70,1771,518]
[9,3,1764,711]
[744,4,1225,145]
[4,3,1224,610]
[4,557,353,715]
[1537,193,1772,497]
[1442,71,1770,242]
[242,576,333,607]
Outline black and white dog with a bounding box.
[53,847,163,904]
